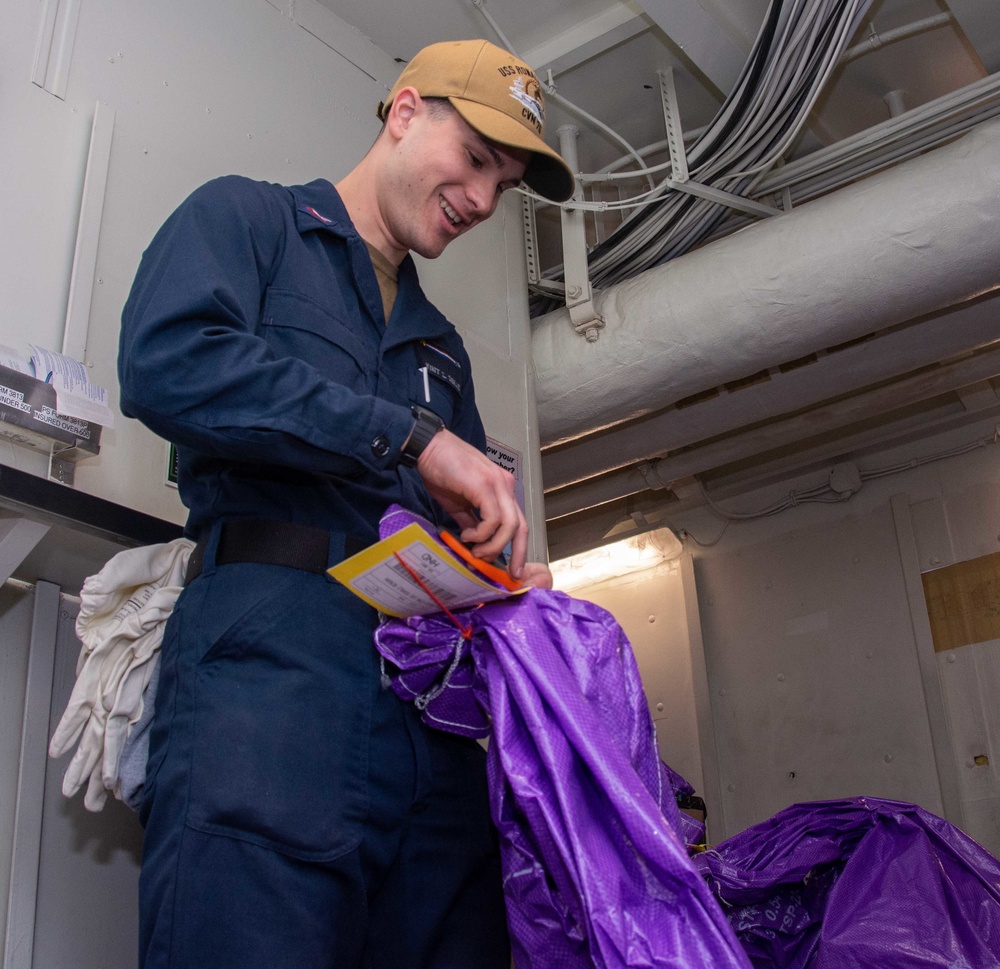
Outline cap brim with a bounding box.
[450,98,575,203]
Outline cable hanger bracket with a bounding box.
[557,124,606,342]
[659,68,689,184]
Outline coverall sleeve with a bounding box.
[118,177,413,476]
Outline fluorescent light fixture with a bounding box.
[550,528,683,593]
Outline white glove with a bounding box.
[49,538,194,810]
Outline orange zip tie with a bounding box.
[439,530,524,591]
[393,551,474,639]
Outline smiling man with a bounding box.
[118,37,573,969]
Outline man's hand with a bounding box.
[416,428,529,577]
[520,562,553,589]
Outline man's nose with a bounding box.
[467,176,499,219]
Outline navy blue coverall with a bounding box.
[118,176,509,969]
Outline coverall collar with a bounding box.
[291,180,459,349]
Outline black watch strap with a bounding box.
[399,405,444,467]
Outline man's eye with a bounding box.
[467,151,483,169]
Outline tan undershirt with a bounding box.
[365,242,398,325]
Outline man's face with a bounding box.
[380,96,530,261]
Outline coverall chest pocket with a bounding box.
[260,288,373,392]
[411,340,463,428]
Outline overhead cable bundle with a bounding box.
[535,0,878,307]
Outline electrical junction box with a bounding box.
[829,461,862,497]
[0,364,102,484]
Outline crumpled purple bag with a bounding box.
[693,796,1000,968]
[373,507,750,969]
[372,508,1000,967]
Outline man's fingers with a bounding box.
[465,512,513,562]
[416,428,529,572]
[521,562,553,589]
[506,523,528,579]
[465,485,527,573]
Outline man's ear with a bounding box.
[386,87,420,138]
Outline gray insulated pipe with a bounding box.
[531,117,1000,449]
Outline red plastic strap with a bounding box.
[393,552,473,639]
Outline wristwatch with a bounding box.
[399,405,444,467]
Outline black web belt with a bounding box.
[185,519,365,585]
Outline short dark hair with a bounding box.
[377,95,454,138]
[421,96,456,119]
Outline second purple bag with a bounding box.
[693,796,1000,968]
